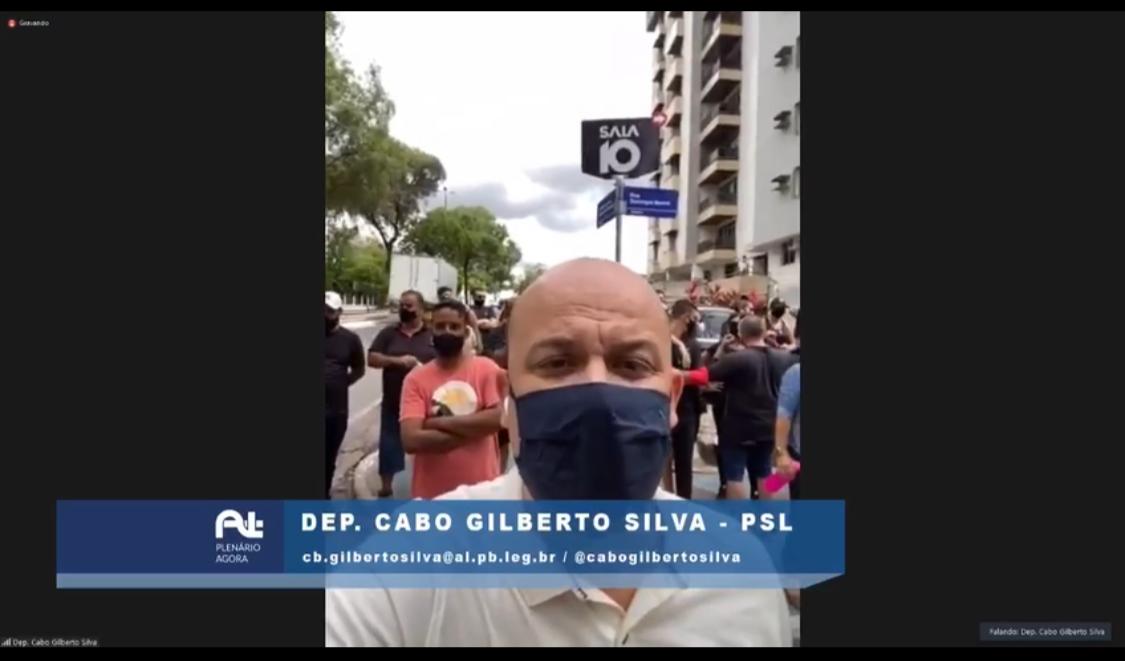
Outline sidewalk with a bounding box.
[340,310,391,331]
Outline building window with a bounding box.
[782,239,798,265]
[717,222,736,248]
[723,263,738,278]
[752,254,769,276]
[794,102,800,136]
[792,166,800,199]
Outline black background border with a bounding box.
[0,9,1122,647]
[804,11,1124,647]
[2,11,325,646]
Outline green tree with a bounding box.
[407,206,521,301]
[325,12,392,179]
[324,12,445,291]
[325,218,358,292]
[340,240,388,305]
[515,262,548,293]
[364,140,445,276]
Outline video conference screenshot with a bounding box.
[2,10,1120,648]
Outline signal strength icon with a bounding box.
[1,638,12,647]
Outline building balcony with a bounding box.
[653,23,665,50]
[701,57,742,103]
[700,145,739,184]
[665,17,684,57]
[695,236,737,266]
[646,11,661,32]
[663,57,683,93]
[652,49,665,82]
[697,189,737,226]
[661,134,682,164]
[700,100,740,144]
[702,12,743,62]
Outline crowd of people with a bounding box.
[323,286,515,499]
[325,258,795,646]
[666,293,801,502]
[324,280,801,505]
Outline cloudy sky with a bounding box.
[336,11,653,274]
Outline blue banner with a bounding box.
[596,189,617,228]
[622,186,677,218]
[57,499,844,589]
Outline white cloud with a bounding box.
[336,11,654,273]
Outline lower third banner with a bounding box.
[56,499,845,589]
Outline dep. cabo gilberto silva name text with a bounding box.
[301,511,794,534]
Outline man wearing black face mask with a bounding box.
[324,291,366,497]
[368,290,437,497]
[327,259,791,647]
[399,300,504,499]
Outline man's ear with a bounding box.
[669,370,684,430]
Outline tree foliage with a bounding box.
[406,206,522,299]
[325,219,358,293]
[324,12,444,283]
[515,262,549,294]
[324,220,388,305]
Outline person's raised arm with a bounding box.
[681,366,710,387]
[681,349,741,387]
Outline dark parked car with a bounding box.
[696,306,736,352]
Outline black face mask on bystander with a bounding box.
[432,333,465,358]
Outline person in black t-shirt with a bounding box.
[367,290,437,497]
[666,299,703,498]
[325,291,366,497]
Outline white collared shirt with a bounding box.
[325,470,793,647]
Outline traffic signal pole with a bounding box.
[614,175,624,263]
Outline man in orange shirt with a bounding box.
[399,300,504,499]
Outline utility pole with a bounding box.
[614,176,624,263]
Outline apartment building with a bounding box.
[645,11,800,306]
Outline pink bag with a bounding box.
[763,461,801,495]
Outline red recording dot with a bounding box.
[7,19,16,28]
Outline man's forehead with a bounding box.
[512,289,668,358]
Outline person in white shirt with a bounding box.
[326,258,792,647]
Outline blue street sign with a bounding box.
[622,186,678,218]
[596,189,617,228]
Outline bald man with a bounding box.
[326,259,792,647]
